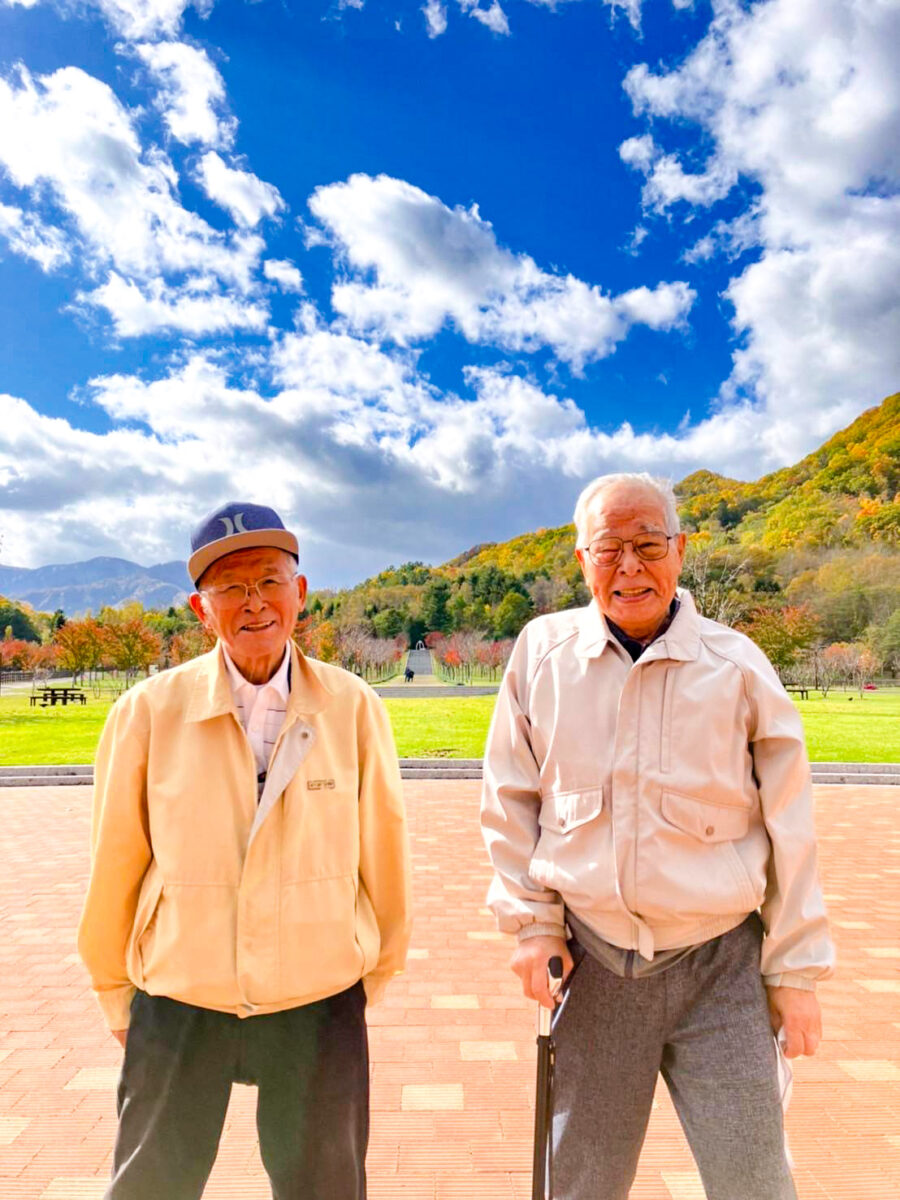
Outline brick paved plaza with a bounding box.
[1,781,899,1199]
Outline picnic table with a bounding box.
[785,686,810,700]
[29,686,87,707]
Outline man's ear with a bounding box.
[189,592,210,627]
[296,575,308,612]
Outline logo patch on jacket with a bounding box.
[307,778,336,790]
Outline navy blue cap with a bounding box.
[188,502,299,585]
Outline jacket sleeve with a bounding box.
[480,633,567,941]
[76,691,152,1031]
[746,651,836,990]
[357,691,412,1004]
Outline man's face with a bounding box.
[189,547,307,667]
[575,483,686,640]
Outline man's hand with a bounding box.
[511,936,574,1010]
[112,1029,128,1049]
[766,986,822,1058]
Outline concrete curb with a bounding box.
[2,762,898,785]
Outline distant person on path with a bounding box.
[481,472,834,1200]
[78,501,411,1200]
[404,666,415,682]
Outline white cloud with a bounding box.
[619,133,736,211]
[79,271,269,336]
[134,41,234,148]
[0,202,70,270]
[462,0,510,36]
[2,327,826,580]
[94,0,211,40]
[309,173,694,369]
[264,258,304,292]
[422,0,447,37]
[621,0,900,429]
[0,65,268,335]
[197,151,284,228]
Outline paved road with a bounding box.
[405,647,434,676]
[1,783,899,1198]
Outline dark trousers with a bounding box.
[107,983,369,1200]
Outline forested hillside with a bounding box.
[303,393,900,678]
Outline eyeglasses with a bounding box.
[580,531,676,567]
[202,575,297,608]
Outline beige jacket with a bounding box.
[481,590,834,990]
[78,643,412,1030]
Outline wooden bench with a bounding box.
[785,686,809,700]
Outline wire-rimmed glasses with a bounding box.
[201,575,298,608]
[579,531,676,567]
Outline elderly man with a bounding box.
[481,473,834,1200]
[78,501,411,1200]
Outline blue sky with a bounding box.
[1,0,897,587]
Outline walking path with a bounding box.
[1,782,899,1198]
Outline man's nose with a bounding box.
[618,543,643,573]
[244,587,265,611]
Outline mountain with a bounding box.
[0,557,191,616]
[676,393,900,548]
[445,392,900,572]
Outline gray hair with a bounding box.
[573,473,680,547]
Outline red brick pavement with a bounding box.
[1,782,899,1199]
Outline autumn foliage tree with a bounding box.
[53,618,106,683]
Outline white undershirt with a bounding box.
[222,643,290,776]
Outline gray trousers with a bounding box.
[550,915,797,1200]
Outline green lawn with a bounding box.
[1,687,897,765]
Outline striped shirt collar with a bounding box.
[221,642,291,704]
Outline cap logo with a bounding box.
[219,512,248,537]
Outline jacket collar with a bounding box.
[184,640,333,723]
[574,587,702,664]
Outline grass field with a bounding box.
[0,687,897,765]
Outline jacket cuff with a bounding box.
[763,973,817,992]
[96,984,136,1031]
[517,923,568,943]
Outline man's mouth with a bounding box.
[614,587,653,599]
[241,620,276,632]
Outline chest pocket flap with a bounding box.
[539,786,603,835]
[661,789,750,844]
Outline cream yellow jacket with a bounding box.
[78,643,412,1030]
[481,590,834,990]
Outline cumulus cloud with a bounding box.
[621,0,900,428]
[133,41,234,148]
[196,151,284,228]
[1,328,823,579]
[79,271,269,336]
[462,0,510,36]
[309,173,694,369]
[93,0,211,40]
[0,202,70,270]
[422,0,447,37]
[0,65,268,335]
[263,258,304,292]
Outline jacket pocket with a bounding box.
[126,865,164,990]
[538,786,604,835]
[661,790,750,843]
[530,786,612,903]
[659,789,755,912]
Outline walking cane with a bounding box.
[532,955,564,1200]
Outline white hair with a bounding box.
[573,472,680,546]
